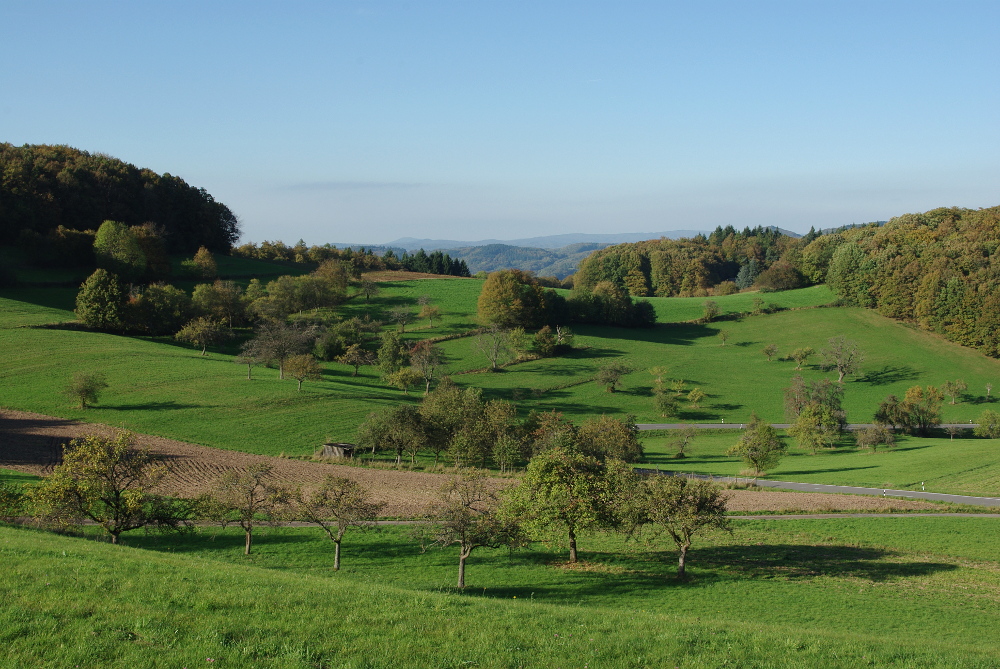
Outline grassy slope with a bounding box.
[1,278,999,494]
[642,431,1000,496]
[4,519,1000,668]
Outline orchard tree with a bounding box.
[654,390,679,418]
[75,269,127,330]
[640,475,730,579]
[389,307,414,333]
[410,340,445,394]
[477,269,548,328]
[29,430,185,544]
[854,426,896,452]
[419,304,441,327]
[248,322,317,379]
[973,409,1000,439]
[790,347,815,370]
[687,388,707,408]
[788,402,842,453]
[94,220,146,281]
[762,344,779,362]
[727,414,785,478]
[336,344,374,377]
[596,360,633,393]
[192,280,246,327]
[385,367,423,395]
[356,405,425,464]
[65,371,109,409]
[175,317,231,355]
[294,476,382,571]
[576,414,643,462]
[431,470,524,589]
[821,336,864,383]
[941,379,967,405]
[474,324,514,371]
[200,464,288,555]
[359,279,381,301]
[504,448,635,563]
[717,329,730,346]
[701,300,720,323]
[669,425,698,458]
[285,353,322,390]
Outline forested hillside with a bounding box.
[443,242,606,278]
[824,206,1000,356]
[0,143,239,253]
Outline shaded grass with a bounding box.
[5,517,1000,667]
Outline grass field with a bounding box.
[641,430,1000,497]
[4,515,1000,667]
[2,276,999,495]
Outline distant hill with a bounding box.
[385,230,709,251]
[440,242,609,279]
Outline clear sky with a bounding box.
[3,1,998,244]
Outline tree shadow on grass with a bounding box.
[104,401,209,411]
[857,365,920,386]
[773,465,879,476]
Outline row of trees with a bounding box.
[476,269,656,330]
[231,241,471,277]
[3,430,729,587]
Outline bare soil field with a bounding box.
[0,409,940,515]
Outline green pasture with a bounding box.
[641,430,1000,497]
[645,283,836,323]
[2,278,1000,492]
[4,516,1000,667]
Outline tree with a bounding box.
[294,476,382,571]
[821,336,864,383]
[336,344,374,377]
[359,279,381,302]
[639,475,730,579]
[128,282,193,335]
[901,385,944,436]
[669,426,698,458]
[29,431,184,544]
[854,426,896,452]
[596,360,632,393]
[477,269,548,328]
[385,367,422,395]
[717,329,730,346]
[175,317,231,355]
[474,324,514,371]
[973,410,1000,439]
[235,337,265,380]
[504,448,633,563]
[64,371,109,409]
[75,269,127,330]
[376,330,408,377]
[726,414,785,477]
[941,379,967,405]
[187,246,218,278]
[356,405,425,465]
[389,307,414,333]
[762,344,779,362]
[248,322,317,379]
[202,464,287,555]
[987,382,994,400]
[94,220,146,282]
[788,402,842,453]
[430,470,523,588]
[687,388,706,408]
[701,300,720,323]
[419,304,441,327]
[654,390,679,418]
[285,353,322,390]
[192,280,246,327]
[410,340,444,394]
[576,414,644,462]
[790,347,815,370]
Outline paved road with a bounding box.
[638,423,980,431]
[728,513,1000,519]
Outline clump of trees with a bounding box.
[231,240,470,277]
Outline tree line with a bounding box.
[232,240,471,278]
[1,143,239,253]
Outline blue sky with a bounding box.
[3,1,998,244]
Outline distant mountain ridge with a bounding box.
[384,230,710,251]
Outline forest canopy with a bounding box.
[0,143,240,253]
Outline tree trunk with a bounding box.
[245,529,253,555]
[201,344,208,356]
[246,364,252,380]
[110,531,119,545]
[677,543,689,578]
[425,378,431,394]
[334,539,342,571]
[568,528,578,563]
[458,551,468,588]
[297,379,303,391]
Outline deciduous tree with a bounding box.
[200,463,288,555]
[726,414,785,477]
[596,360,632,393]
[29,430,185,544]
[821,336,864,383]
[64,371,109,409]
[294,476,382,570]
[175,317,231,355]
[973,409,1000,439]
[285,353,322,390]
[75,269,127,330]
[336,344,374,377]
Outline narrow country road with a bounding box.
[637,423,980,430]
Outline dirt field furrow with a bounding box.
[0,409,940,516]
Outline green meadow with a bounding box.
[4,515,1000,668]
[1,269,999,494]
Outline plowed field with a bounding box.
[0,409,939,515]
